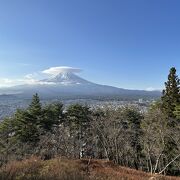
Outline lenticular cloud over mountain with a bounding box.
[42,66,82,76]
[0,66,161,99]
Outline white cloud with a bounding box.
[24,73,40,81]
[42,66,82,76]
[0,66,82,87]
[22,78,38,84]
[0,73,38,87]
[22,73,55,85]
[23,79,55,85]
[145,87,162,91]
[0,72,56,87]
[24,73,35,79]
[0,78,13,84]
[0,78,56,87]
[0,78,28,87]
[0,78,14,87]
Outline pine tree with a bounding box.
[41,103,64,131]
[161,68,180,174]
[13,94,42,143]
[14,109,40,143]
[67,104,92,134]
[174,105,180,120]
[28,93,42,130]
[28,93,42,117]
[161,67,180,118]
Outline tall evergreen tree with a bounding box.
[28,93,42,117]
[161,68,180,174]
[14,109,40,143]
[174,105,180,120]
[13,94,42,144]
[67,104,92,131]
[41,103,64,131]
[161,67,180,118]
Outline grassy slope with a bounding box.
[0,157,179,180]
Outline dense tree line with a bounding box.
[0,67,179,176]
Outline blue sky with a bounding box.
[0,0,180,89]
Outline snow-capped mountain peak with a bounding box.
[41,72,91,85]
[0,67,161,99]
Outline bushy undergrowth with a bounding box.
[0,157,86,180]
[0,157,179,180]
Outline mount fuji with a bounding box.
[0,71,161,100]
[40,72,91,85]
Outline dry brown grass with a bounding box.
[0,156,86,180]
[79,159,180,180]
[0,157,179,180]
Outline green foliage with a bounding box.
[0,118,14,149]
[161,67,180,118]
[122,107,142,127]
[0,90,179,176]
[13,94,43,144]
[160,68,180,175]
[0,94,64,145]
[174,104,180,120]
[66,104,92,130]
[13,109,40,143]
[41,103,64,131]
[122,107,143,169]
[28,93,42,120]
[66,104,92,158]
[0,118,14,138]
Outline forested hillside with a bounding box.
[0,67,179,179]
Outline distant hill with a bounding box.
[0,72,161,100]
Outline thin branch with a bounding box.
[158,154,180,175]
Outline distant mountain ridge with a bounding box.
[0,72,161,100]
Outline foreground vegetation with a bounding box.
[0,67,179,179]
[0,157,179,180]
